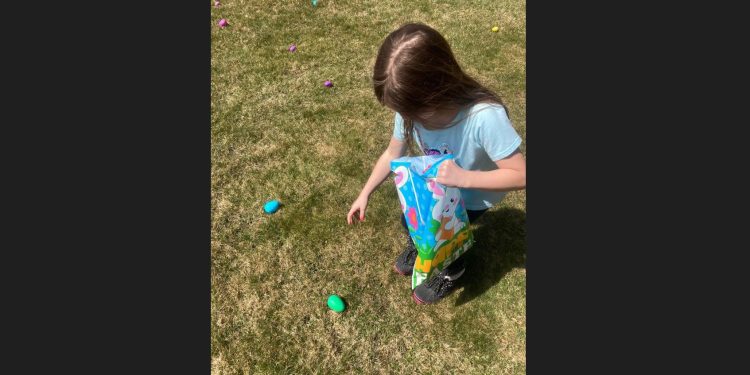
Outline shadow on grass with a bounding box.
[454,207,526,306]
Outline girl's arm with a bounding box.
[437,149,526,191]
[347,137,406,224]
[358,137,407,197]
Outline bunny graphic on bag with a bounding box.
[391,154,475,289]
[428,180,467,249]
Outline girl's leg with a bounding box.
[394,214,418,275]
[467,209,488,223]
[443,209,488,276]
[412,208,492,304]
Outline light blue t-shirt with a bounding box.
[392,102,522,210]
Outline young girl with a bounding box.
[346,23,526,304]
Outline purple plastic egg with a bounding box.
[218,19,228,28]
[324,80,333,88]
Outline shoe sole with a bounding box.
[412,291,428,305]
[393,264,411,276]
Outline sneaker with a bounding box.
[412,258,466,304]
[393,240,418,275]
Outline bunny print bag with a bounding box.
[390,154,475,289]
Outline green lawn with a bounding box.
[211,0,526,373]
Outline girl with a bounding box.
[346,23,526,304]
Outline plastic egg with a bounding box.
[263,200,280,214]
[327,295,346,313]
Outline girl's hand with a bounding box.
[436,159,469,188]
[347,195,369,224]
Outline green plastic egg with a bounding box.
[327,294,346,313]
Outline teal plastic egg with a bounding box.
[263,200,280,214]
[327,295,345,313]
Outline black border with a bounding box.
[6,1,210,372]
[530,1,742,372]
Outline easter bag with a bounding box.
[391,154,475,289]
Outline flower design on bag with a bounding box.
[407,207,418,230]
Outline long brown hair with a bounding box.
[373,23,506,154]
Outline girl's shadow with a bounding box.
[454,207,526,306]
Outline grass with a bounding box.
[211,0,526,373]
